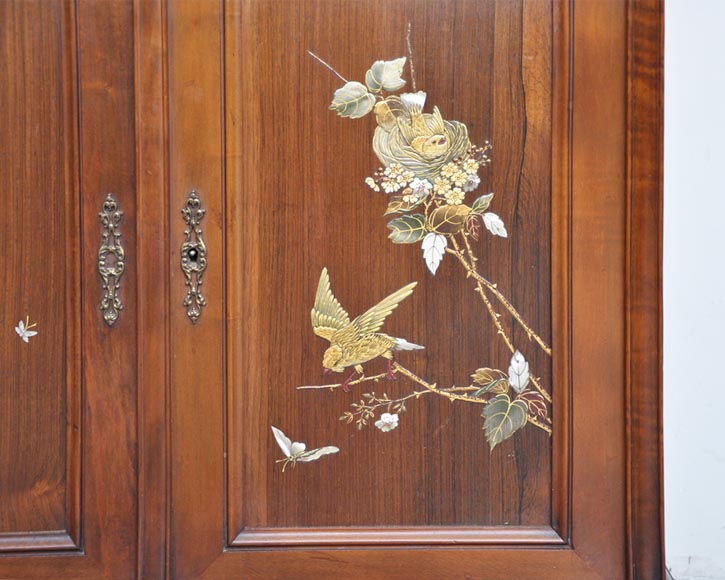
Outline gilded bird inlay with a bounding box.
[311,268,424,392]
[395,91,450,159]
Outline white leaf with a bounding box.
[483,212,508,238]
[507,350,530,394]
[365,57,407,92]
[329,82,376,119]
[297,446,340,462]
[271,426,293,457]
[421,232,447,275]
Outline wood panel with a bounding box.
[626,0,665,576]
[167,1,225,579]
[0,0,138,577]
[134,0,171,577]
[226,0,553,539]
[570,0,627,576]
[168,0,664,578]
[0,0,80,549]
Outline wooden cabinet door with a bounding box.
[0,1,138,579]
[162,1,664,579]
[0,1,664,579]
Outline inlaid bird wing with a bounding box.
[311,268,351,341]
[430,106,448,135]
[335,281,417,343]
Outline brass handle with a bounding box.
[180,190,207,323]
[98,193,125,326]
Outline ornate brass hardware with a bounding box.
[98,193,125,326]
[180,190,207,323]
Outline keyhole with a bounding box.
[188,248,198,261]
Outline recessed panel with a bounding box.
[0,0,80,545]
[226,0,553,536]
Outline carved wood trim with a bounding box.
[231,526,565,547]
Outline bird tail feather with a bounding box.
[394,337,425,351]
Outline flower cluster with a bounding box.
[366,142,492,210]
[365,163,416,194]
[429,144,492,206]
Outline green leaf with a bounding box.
[329,81,376,119]
[482,394,528,451]
[471,379,509,398]
[384,190,428,215]
[428,204,472,234]
[471,193,494,215]
[470,367,509,397]
[387,214,426,244]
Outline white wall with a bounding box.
[665,1,725,579]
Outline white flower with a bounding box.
[400,170,416,184]
[375,412,399,432]
[463,158,480,174]
[384,163,404,178]
[381,178,402,194]
[15,318,38,343]
[444,187,465,205]
[452,171,468,187]
[433,177,451,195]
[441,162,458,178]
[463,174,480,192]
[409,177,432,196]
[365,177,380,192]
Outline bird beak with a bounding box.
[323,368,331,376]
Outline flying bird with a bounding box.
[311,268,424,392]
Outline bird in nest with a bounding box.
[372,91,471,180]
[311,268,424,392]
[374,91,451,159]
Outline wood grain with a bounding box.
[134,0,170,577]
[225,0,553,537]
[0,0,138,577]
[173,0,663,578]
[167,1,225,579]
[570,0,628,577]
[626,0,665,577]
[76,0,139,576]
[0,0,664,577]
[0,0,77,542]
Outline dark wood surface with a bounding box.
[0,0,664,578]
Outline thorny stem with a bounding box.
[307,50,349,84]
[297,363,551,435]
[450,236,553,405]
[391,363,551,436]
[527,415,552,435]
[457,234,552,356]
[297,371,388,391]
[391,362,484,404]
